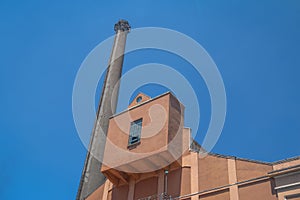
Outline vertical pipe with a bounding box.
[76,20,130,200]
[165,170,169,199]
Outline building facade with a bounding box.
[84,92,300,200]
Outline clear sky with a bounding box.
[0,0,300,199]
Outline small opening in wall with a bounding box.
[136,96,142,103]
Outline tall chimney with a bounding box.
[76,20,130,200]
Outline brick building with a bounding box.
[85,92,300,200]
[76,20,300,200]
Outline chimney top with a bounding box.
[114,20,131,33]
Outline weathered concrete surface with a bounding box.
[76,20,130,200]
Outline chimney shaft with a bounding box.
[76,20,130,200]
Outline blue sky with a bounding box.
[1,0,300,199]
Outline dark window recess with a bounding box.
[136,96,142,103]
[128,118,143,146]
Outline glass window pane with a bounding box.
[129,118,142,145]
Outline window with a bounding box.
[286,193,300,200]
[128,118,143,146]
[136,96,142,103]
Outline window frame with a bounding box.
[128,118,143,147]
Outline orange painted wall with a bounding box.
[200,189,230,200]
[236,159,272,182]
[181,167,191,196]
[198,155,229,191]
[85,183,105,200]
[168,94,184,143]
[167,168,181,197]
[134,177,158,199]
[102,92,185,176]
[107,93,170,154]
[239,180,277,200]
[111,184,129,200]
[128,93,151,108]
[273,158,300,171]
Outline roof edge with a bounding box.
[272,156,300,165]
